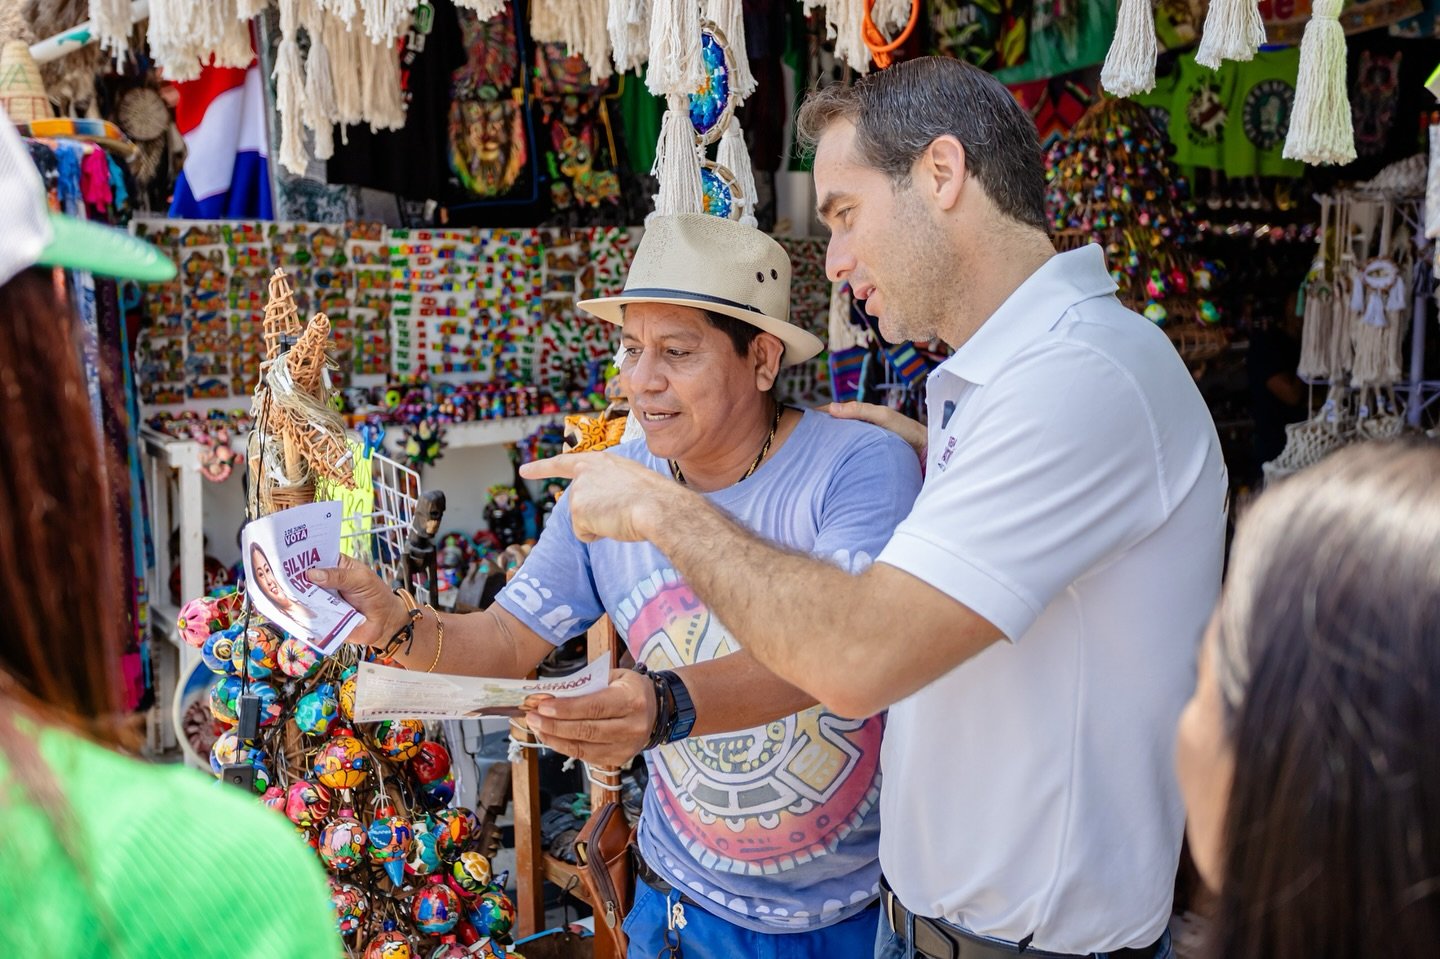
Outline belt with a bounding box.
[881,879,1167,959]
[631,845,702,910]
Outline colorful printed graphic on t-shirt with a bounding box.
[612,575,882,877]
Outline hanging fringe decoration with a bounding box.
[273,0,311,176]
[237,0,270,16]
[360,0,413,45]
[824,0,873,73]
[705,0,756,100]
[608,0,650,74]
[717,115,758,227]
[324,11,364,138]
[92,0,136,65]
[1194,0,1264,70]
[1297,197,1333,380]
[362,36,407,132]
[870,0,909,33]
[646,0,704,94]
[1425,124,1440,240]
[578,0,615,83]
[652,93,705,217]
[1282,0,1356,166]
[1101,0,1158,97]
[301,5,338,162]
[454,0,508,18]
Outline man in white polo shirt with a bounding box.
[524,57,1225,959]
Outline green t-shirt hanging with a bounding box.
[1169,53,1238,171]
[1128,69,1181,144]
[1223,47,1305,178]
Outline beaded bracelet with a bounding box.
[377,588,422,659]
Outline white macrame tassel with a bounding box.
[646,0,703,95]
[363,37,407,131]
[148,0,206,81]
[609,0,650,73]
[325,12,365,137]
[578,0,614,83]
[1282,0,1356,165]
[531,0,563,41]
[455,0,507,18]
[273,0,311,176]
[870,0,909,34]
[212,0,259,69]
[826,0,872,74]
[717,115,758,227]
[92,0,135,65]
[705,0,757,101]
[1102,0,1158,97]
[652,93,704,217]
[1195,0,1264,70]
[302,13,338,161]
[237,0,271,16]
[1427,123,1440,239]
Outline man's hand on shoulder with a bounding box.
[824,401,926,462]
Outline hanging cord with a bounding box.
[506,735,625,792]
[862,0,919,69]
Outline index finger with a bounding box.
[518,453,583,482]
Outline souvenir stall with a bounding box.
[16,0,1440,954]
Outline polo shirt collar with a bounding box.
[933,243,1119,387]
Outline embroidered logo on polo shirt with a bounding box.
[936,435,958,471]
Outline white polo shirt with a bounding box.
[876,245,1226,954]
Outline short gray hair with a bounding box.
[795,57,1048,232]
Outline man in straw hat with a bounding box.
[522,58,1225,959]
[312,212,921,954]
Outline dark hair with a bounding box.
[795,56,1047,231]
[1209,439,1440,959]
[701,309,765,357]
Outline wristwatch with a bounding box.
[655,670,696,743]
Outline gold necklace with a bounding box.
[669,402,783,487]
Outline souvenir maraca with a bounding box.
[466,940,505,959]
[362,919,413,959]
[177,595,227,647]
[319,807,368,873]
[468,887,515,939]
[427,936,471,959]
[431,807,471,862]
[370,718,424,761]
[453,920,482,947]
[412,877,461,935]
[209,675,242,725]
[314,735,369,790]
[295,683,339,736]
[284,779,332,827]
[329,879,368,937]
[209,730,260,773]
[296,826,319,853]
[405,814,441,877]
[367,804,414,886]
[338,674,358,720]
[259,785,286,814]
[327,719,357,739]
[419,768,456,809]
[201,627,240,675]
[450,851,492,896]
[277,636,322,679]
[251,680,283,727]
[408,741,451,784]
[232,624,282,679]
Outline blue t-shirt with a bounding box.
[496,409,922,933]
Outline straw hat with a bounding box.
[577,213,824,367]
[0,39,53,123]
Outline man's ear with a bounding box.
[753,332,785,391]
[922,135,967,212]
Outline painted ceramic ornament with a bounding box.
[453,920,482,947]
[450,851,493,896]
[467,888,515,939]
[408,741,451,784]
[284,779,333,827]
[329,879,368,937]
[277,637,322,678]
[362,919,413,959]
[338,675,357,720]
[314,735,370,790]
[295,683,340,736]
[319,807,369,873]
[699,161,738,221]
[328,719,357,739]
[412,877,462,935]
[1143,301,1168,324]
[432,808,472,862]
[1198,299,1220,324]
[427,935,472,959]
[419,768,456,810]
[251,680,283,727]
[201,628,240,675]
[297,826,320,853]
[688,24,733,145]
[209,730,259,773]
[259,785,286,813]
[177,595,229,647]
[405,815,441,877]
[367,805,414,886]
[209,675,243,725]
[464,940,505,959]
[370,718,424,761]
[231,625,282,679]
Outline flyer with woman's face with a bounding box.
[241,500,365,654]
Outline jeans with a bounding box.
[622,879,882,959]
[873,916,1174,959]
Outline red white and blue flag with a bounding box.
[169,61,273,219]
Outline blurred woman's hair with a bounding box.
[0,267,128,752]
[1211,439,1440,958]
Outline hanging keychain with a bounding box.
[656,888,686,958]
